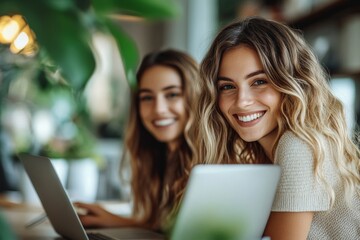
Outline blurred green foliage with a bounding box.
[0,211,16,240]
[0,0,180,90]
[0,0,180,160]
[171,213,247,240]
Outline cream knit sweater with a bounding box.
[272,131,360,239]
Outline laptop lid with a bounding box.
[20,154,88,240]
[171,164,281,240]
[19,154,164,240]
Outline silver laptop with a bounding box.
[171,164,281,240]
[21,154,280,240]
[20,154,164,240]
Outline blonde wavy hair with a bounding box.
[121,49,200,231]
[193,17,360,204]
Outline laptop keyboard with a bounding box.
[87,232,116,240]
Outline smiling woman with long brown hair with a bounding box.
[76,49,200,233]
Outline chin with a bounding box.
[240,137,258,143]
[155,135,177,143]
[237,132,260,143]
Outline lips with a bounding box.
[153,118,176,127]
[236,111,265,123]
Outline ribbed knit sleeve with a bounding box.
[271,131,330,212]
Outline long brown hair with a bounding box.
[122,49,200,231]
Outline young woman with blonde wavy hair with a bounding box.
[194,17,360,239]
[76,49,200,233]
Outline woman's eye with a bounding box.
[166,92,181,99]
[253,79,267,86]
[139,95,153,102]
[218,84,235,91]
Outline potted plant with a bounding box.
[0,0,179,198]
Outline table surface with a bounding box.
[1,195,132,240]
[2,198,272,240]
[3,204,60,239]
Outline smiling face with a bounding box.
[139,65,187,150]
[217,46,281,153]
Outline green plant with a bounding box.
[0,0,179,161]
[0,0,179,91]
[0,211,15,240]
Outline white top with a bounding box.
[272,131,360,239]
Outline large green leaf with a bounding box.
[0,211,16,240]
[2,1,96,91]
[104,19,139,89]
[0,1,21,15]
[91,0,180,19]
[40,0,76,11]
[0,0,180,91]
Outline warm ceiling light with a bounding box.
[0,16,19,43]
[0,15,26,44]
[0,14,37,55]
[14,31,29,49]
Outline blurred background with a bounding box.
[0,0,359,205]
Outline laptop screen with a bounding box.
[171,164,281,240]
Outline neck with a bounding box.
[258,128,279,162]
[167,141,178,155]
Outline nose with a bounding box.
[235,88,253,108]
[154,96,168,113]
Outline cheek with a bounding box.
[139,104,149,121]
[218,95,229,115]
[173,99,187,117]
[264,91,281,113]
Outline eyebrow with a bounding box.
[217,70,265,81]
[138,85,182,93]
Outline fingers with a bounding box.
[73,202,128,228]
[79,215,102,228]
[74,202,114,228]
[74,202,105,215]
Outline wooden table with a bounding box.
[2,196,132,240]
[3,204,61,240]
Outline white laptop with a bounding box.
[171,164,281,240]
[20,154,280,240]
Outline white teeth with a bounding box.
[237,112,264,122]
[154,118,175,126]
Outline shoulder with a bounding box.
[274,131,315,188]
[277,131,310,151]
[272,131,330,211]
[275,131,313,166]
